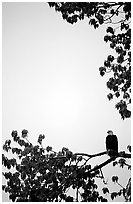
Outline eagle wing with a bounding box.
[106,134,118,152]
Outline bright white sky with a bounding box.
[2,2,131,202]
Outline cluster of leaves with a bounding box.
[102,16,131,120]
[2,130,131,202]
[48,2,131,120]
[102,174,131,202]
[102,146,131,202]
[48,2,128,27]
[111,145,131,201]
[102,175,130,201]
[3,130,110,202]
[113,145,131,169]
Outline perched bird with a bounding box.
[106,130,118,157]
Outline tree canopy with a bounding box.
[2,130,131,202]
[48,2,131,120]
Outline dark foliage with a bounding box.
[2,130,108,202]
[48,2,131,120]
[2,130,131,202]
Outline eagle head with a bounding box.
[107,130,113,135]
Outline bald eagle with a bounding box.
[106,130,118,157]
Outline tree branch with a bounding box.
[76,186,79,202]
[89,156,116,173]
[116,181,125,189]
[74,151,107,158]
[75,151,131,159]
[87,151,131,173]
[103,4,123,23]
[118,151,131,158]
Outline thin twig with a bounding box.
[103,4,123,22]
[76,186,79,202]
[116,181,125,189]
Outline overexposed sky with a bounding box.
[2,2,131,202]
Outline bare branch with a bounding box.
[75,151,131,159]
[89,157,116,173]
[74,151,107,158]
[116,181,125,189]
[76,186,79,202]
[118,151,131,158]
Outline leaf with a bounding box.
[2,185,6,191]
[107,55,114,62]
[94,23,99,29]
[124,109,131,118]
[104,60,111,67]
[117,189,122,196]
[18,139,26,146]
[110,42,115,49]
[107,93,113,100]
[113,86,118,92]
[7,163,11,169]
[10,158,17,167]
[66,150,73,159]
[113,161,118,166]
[77,156,82,161]
[11,130,18,138]
[115,46,123,53]
[85,164,91,170]
[115,92,120,98]
[21,172,26,180]
[22,129,28,138]
[5,139,11,146]
[119,158,126,168]
[46,146,52,152]
[71,154,77,161]
[60,194,66,200]
[9,194,16,202]
[3,144,11,152]
[106,26,114,34]
[38,138,42,144]
[104,35,110,42]
[38,134,45,144]
[128,165,131,170]
[5,186,10,193]
[117,55,124,63]
[123,92,130,99]
[111,192,118,200]
[89,18,97,26]
[110,9,115,14]
[112,176,118,183]
[123,3,131,13]
[102,187,109,194]
[100,70,105,76]
[3,172,12,179]
[99,66,105,71]
[127,145,131,152]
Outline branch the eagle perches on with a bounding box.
[52,150,131,175]
[50,150,131,186]
[74,151,131,173]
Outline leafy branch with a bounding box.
[2,130,131,202]
[48,2,131,119]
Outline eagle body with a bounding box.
[106,131,118,156]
